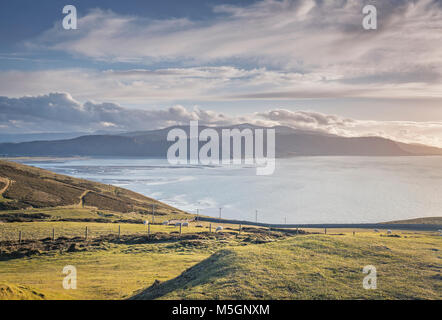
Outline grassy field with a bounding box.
[0,220,217,242]
[0,243,211,299]
[0,223,268,300]
[133,231,442,300]
[1,226,440,300]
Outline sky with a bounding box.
[1,0,442,147]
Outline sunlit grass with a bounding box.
[0,221,212,241]
[134,231,442,300]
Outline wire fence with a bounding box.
[0,221,209,243]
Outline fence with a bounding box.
[0,220,214,242]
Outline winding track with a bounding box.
[0,177,11,196]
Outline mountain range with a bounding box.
[1,124,441,157]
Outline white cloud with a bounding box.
[256,109,442,148]
[31,0,442,79]
[2,0,438,103]
[1,65,442,106]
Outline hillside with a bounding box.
[132,232,442,300]
[386,217,442,225]
[1,125,442,157]
[0,160,184,216]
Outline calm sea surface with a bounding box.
[18,156,442,224]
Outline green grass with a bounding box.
[0,244,212,299]
[1,225,440,300]
[0,206,194,223]
[133,231,442,300]
[0,227,250,300]
[0,221,211,242]
[0,283,55,300]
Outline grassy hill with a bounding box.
[132,232,442,300]
[386,217,442,225]
[0,160,185,217]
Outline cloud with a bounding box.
[30,0,442,81]
[0,93,238,133]
[1,65,442,106]
[2,0,438,103]
[2,92,442,148]
[256,109,442,148]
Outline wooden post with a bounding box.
[239,224,242,234]
[18,230,22,244]
[85,226,88,240]
[296,228,299,235]
[353,231,355,236]
[148,223,151,236]
[52,228,55,241]
[179,223,182,235]
[118,225,121,239]
[209,223,212,233]
[325,228,327,235]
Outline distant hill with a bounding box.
[0,132,86,143]
[1,124,442,157]
[0,130,127,143]
[0,160,184,215]
[384,217,442,225]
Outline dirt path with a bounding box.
[78,190,91,207]
[0,177,11,196]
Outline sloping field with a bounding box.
[132,232,442,300]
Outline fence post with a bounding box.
[19,230,22,244]
[179,223,182,236]
[148,223,151,236]
[118,225,121,239]
[52,228,55,241]
[324,228,327,235]
[239,224,242,234]
[209,223,212,233]
[85,226,88,240]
